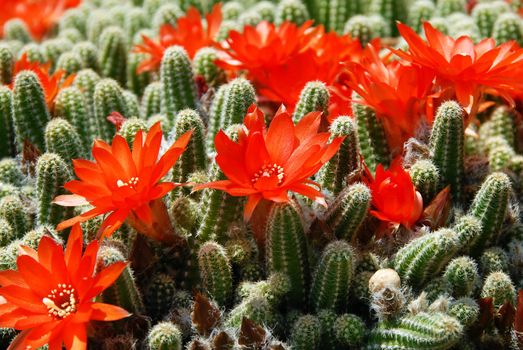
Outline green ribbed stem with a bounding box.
[198,241,233,306]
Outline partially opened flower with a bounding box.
[54,122,192,243]
[134,4,222,73]
[393,22,523,118]
[11,53,75,109]
[346,44,435,148]
[0,224,129,350]
[194,105,344,220]
[366,158,423,229]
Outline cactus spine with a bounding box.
[310,241,355,312]
[266,203,310,306]
[198,242,233,306]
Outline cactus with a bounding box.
[193,47,227,88]
[54,86,92,149]
[127,52,152,97]
[147,322,183,350]
[353,95,390,172]
[72,42,100,71]
[0,195,30,239]
[97,245,146,315]
[123,90,141,118]
[0,159,23,186]
[253,1,277,22]
[316,117,359,195]
[448,297,479,328]
[198,242,233,306]
[367,312,463,349]
[493,12,523,46]
[0,87,14,158]
[409,159,440,203]
[446,13,481,42]
[18,43,45,63]
[98,26,128,85]
[306,0,361,32]
[489,105,516,149]
[0,45,14,85]
[266,203,310,306]
[160,46,198,124]
[334,314,366,347]
[169,109,206,197]
[394,228,460,288]
[145,273,176,321]
[293,81,329,124]
[74,69,101,120]
[275,0,310,26]
[124,7,149,40]
[0,218,14,247]
[344,15,377,46]
[226,295,275,328]
[290,315,321,350]
[480,271,516,308]
[436,0,466,17]
[87,12,114,45]
[119,117,148,145]
[479,247,509,275]
[59,28,83,44]
[472,1,509,38]
[94,78,127,140]
[219,78,256,129]
[56,52,83,77]
[206,84,228,155]
[222,2,244,20]
[310,241,354,312]
[41,38,73,69]
[369,0,407,36]
[408,0,436,33]
[3,19,32,43]
[44,118,86,162]
[429,101,464,202]
[12,70,50,151]
[467,172,511,254]
[443,256,478,297]
[59,8,88,35]
[170,195,199,233]
[141,82,162,119]
[35,153,72,226]
[152,4,184,30]
[238,11,264,27]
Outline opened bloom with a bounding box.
[0,224,129,350]
[194,105,344,220]
[366,158,423,229]
[393,22,523,118]
[10,54,75,109]
[134,4,222,73]
[54,123,192,242]
[346,44,435,149]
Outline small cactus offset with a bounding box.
[35,153,72,226]
[409,159,440,203]
[429,101,465,202]
[160,46,199,125]
[344,15,377,46]
[55,51,83,77]
[310,240,355,312]
[147,322,183,350]
[480,271,516,308]
[44,118,86,162]
[218,77,256,129]
[145,273,177,321]
[97,245,146,315]
[443,256,478,297]
[0,218,15,247]
[119,117,148,145]
[334,313,366,347]
[324,183,371,241]
[0,159,23,186]
[198,241,233,306]
[293,81,330,124]
[488,105,516,149]
[127,52,152,97]
[0,195,30,240]
[290,314,322,350]
[141,81,162,119]
[192,47,227,88]
[3,19,32,43]
[266,202,310,306]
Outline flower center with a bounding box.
[116,177,139,189]
[251,163,285,185]
[42,284,78,319]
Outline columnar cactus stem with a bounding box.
[12,71,50,151]
[429,101,464,202]
[310,240,355,312]
[293,81,329,124]
[0,45,14,85]
[480,271,516,308]
[0,87,15,157]
[369,0,407,36]
[266,202,310,306]
[408,0,436,33]
[0,159,23,186]
[344,15,377,46]
[0,195,30,239]
[145,273,177,321]
[141,82,163,119]
[123,90,141,118]
[193,47,227,88]
[219,78,256,129]
[44,118,86,162]
[443,256,478,297]
[94,78,127,140]
[119,118,148,145]
[493,12,523,45]
[0,218,14,247]
[275,0,310,26]
[147,322,183,350]
[72,42,100,71]
[472,1,509,38]
[334,314,366,347]
[290,315,321,350]
[74,69,101,121]
[3,19,32,43]
[41,38,73,69]
[98,26,128,85]
[409,159,440,203]
[56,52,83,77]
[127,52,152,97]
[125,7,149,41]
[152,4,184,31]
[436,0,466,17]
[206,84,228,155]
[198,241,233,306]
[54,86,92,149]
[305,0,361,32]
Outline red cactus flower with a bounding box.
[366,158,423,229]
[393,22,523,118]
[0,0,81,41]
[54,122,192,242]
[11,53,75,109]
[134,4,222,73]
[0,224,129,350]
[194,104,345,220]
[346,44,435,149]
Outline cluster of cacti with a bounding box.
[0,0,522,349]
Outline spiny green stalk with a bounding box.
[0,159,23,186]
[55,52,83,77]
[448,297,479,328]
[147,322,183,350]
[0,87,15,157]
[310,240,355,312]
[408,0,436,33]
[0,45,14,85]
[481,271,516,308]
[170,109,206,197]
[141,82,162,119]
[87,12,114,45]
[74,69,101,121]
[443,256,478,297]
[253,1,277,22]
[59,28,83,44]
[489,105,516,149]
[366,312,463,349]
[446,13,481,42]
[18,43,44,64]
[266,202,310,306]
[429,101,464,202]
[316,116,359,195]
[59,8,88,35]
[467,172,511,255]
[472,1,510,38]
[409,159,440,203]
[41,38,73,70]
[334,314,366,347]
[198,241,233,306]
[123,90,141,118]
[293,81,329,124]
[12,70,50,151]
[193,47,227,88]
[94,78,127,140]
[0,218,14,247]
[124,7,149,41]
[479,247,509,275]
[145,273,176,321]
[344,15,377,46]
[324,183,371,241]
[290,315,321,350]
[54,86,92,149]
[45,118,86,163]
[98,26,128,85]
[369,0,407,36]
[394,228,460,288]
[353,95,390,172]
[152,3,183,31]
[0,195,30,239]
[127,52,152,97]
[160,46,198,125]
[493,12,523,46]
[436,0,466,17]
[205,84,228,155]
[219,78,256,129]
[35,153,72,226]
[72,42,100,71]
[306,0,361,32]
[119,118,148,145]
[3,19,32,43]
[275,0,310,26]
